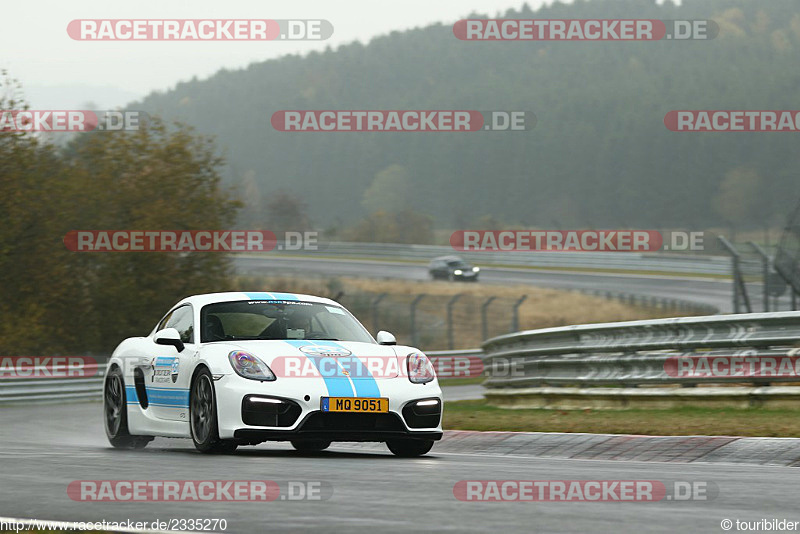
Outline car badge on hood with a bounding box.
[299,346,352,358]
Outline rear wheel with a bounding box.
[190,368,238,454]
[104,367,152,449]
[291,440,331,453]
[386,439,434,457]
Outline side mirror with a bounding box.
[376,331,397,346]
[154,327,185,352]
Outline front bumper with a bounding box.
[234,409,443,443]
[214,373,443,442]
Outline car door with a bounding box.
[431,260,446,278]
[146,304,195,421]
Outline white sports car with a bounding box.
[103,292,443,456]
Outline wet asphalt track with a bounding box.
[233,256,734,313]
[2,402,799,533]
[0,259,769,532]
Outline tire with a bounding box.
[190,367,238,454]
[104,367,152,449]
[386,439,434,457]
[291,440,331,453]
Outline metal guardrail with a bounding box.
[0,374,104,404]
[481,311,800,389]
[427,349,484,358]
[269,241,748,275]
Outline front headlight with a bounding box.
[454,269,463,275]
[228,351,276,381]
[472,266,480,272]
[407,353,436,384]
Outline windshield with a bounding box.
[200,300,374,344]
[447,260,471,268]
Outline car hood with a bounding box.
[218,340,404,379]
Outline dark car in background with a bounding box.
[428,255,480,282]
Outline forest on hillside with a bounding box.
[135,0,800,237]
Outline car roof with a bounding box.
[172,292,340,309]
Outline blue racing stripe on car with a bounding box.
[146,388,190,408]
[312,340,382,398]
[269,293,299,301]
[243,292,300,301]
[284,340,354,397]
[125,385,139,404]
[244,292,275,300]
[126,385,189,407]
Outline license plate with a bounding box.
[321,397,388,413]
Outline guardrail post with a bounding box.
[371,293,387,332]
[481,296,497,341]
[447,294,464,350]
[748,241,771,312]
[511,295,527,333]
[719,236,752,313]
[410,294,426,347]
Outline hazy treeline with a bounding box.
[0,78,238,355]
[135,0,800,233]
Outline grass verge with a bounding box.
[437,376,487,386]
[443,400,800,437]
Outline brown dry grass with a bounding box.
[233,275,677,349]
[349,278,671,326]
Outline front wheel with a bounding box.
[291,440,331,453]
[386,439,434,457]
[190,368,238,454]
[104,367,152,449]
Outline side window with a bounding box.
[164,306,194,344]
[156,310,174,332]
